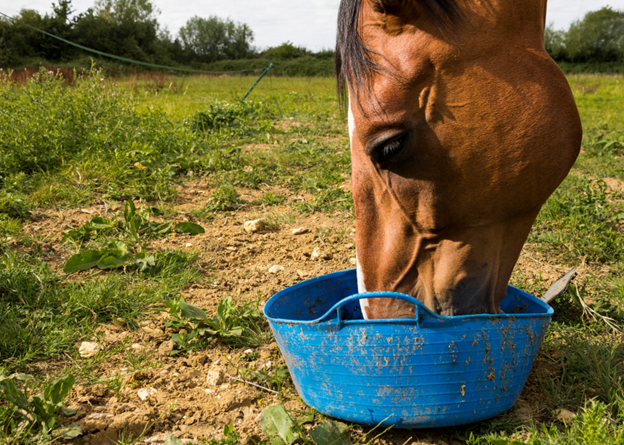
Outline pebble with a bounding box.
[291,227,308,235]
[268,265,284,274]
[297,270,309,278]
[556,408,576,423]
[311,247,332,261]
[244,219,265,233]
[158,340,175,356]
[137,387,157,401]
[206,366,225,386]
[131,343,143,350]
[142,326,166,339]
[349,257,357,265]
[78,342,100,358]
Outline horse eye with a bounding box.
[371,134,407,164]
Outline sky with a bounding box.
[2,0,624,51]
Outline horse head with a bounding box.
[337,0,582,317]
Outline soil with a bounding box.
[15,180,591,445]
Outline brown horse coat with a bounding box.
[338,0,582,317]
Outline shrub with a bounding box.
[0,67,200,202]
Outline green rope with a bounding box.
[0,10,265,75]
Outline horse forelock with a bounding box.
[335,0,462,109]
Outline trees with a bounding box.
[544,24,567,61]
[261,42,309,60]
[566,7,624,62]
[178,16,254,63]
[73,0,161,61]
[545,7,624,62]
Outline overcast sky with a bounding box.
[2,0,624,51]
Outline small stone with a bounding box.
[220,383,231,390]
[244,219,265,233]
[79,342,100,358]
[158,340,175,356]
[268,265,284,274]
[206,367,225,386]
[244,349,253,354]
[137,387,157,401]
[349,257,357,265]
[556,408,576,423]
[291,227,308,235]
[142,327,166,339]
[297,270,309,278]
[131,343,143,350]
[311,247,332,261]
[185,243,192,247]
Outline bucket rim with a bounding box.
[264,268,554,325]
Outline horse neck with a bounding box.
[457,0,548,47]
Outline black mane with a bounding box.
[336,0,461,108]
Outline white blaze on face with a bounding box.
[349,95,370,320]
[348,96,356,140]
[357,257,370,319]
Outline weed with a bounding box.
[0,67,203,204]
[164,295,271,353]
[206,183,244,212]
[188,100,275,135]
[198,423,241,445]
[468,401,624,445]
[124,347,158,373]
[239,364,291,394]
[0,192,32,220]
[0,373,81,440]
[253,192,286,206]
[62,200,203,274]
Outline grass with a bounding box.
[1,67,624,443]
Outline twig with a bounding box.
[225,374,297,400]
[222,217,229,227]
[401,437,413,445]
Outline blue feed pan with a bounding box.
[264,269,553,428]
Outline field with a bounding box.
[1,69,623,445]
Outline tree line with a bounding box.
[545,7,624,63]
[0,0,333,70]
[1,1,623,72]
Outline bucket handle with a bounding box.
[329,291,428,325]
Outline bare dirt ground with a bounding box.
[14,181,600,445]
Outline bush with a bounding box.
[0,67,200,202]
[188,100,274,133]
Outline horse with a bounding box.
[336,0,582,318]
